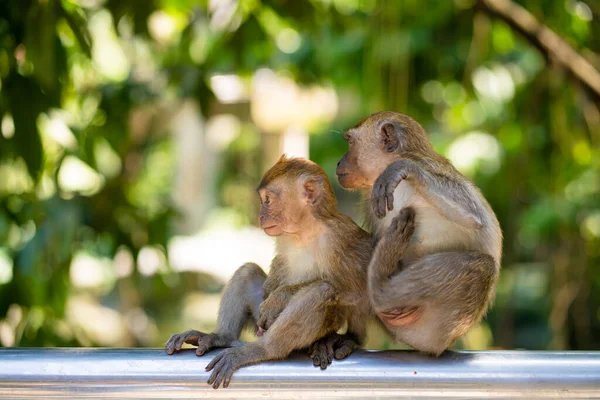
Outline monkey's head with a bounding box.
[336,111,432,189]
[257,155,337,237]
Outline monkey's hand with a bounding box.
[308,333,360,369]
[372,160,415,218]
[165,329,217,356]
[206,347,248,389]
[256,289,290,333]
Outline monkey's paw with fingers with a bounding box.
[371,163,410,219]
[165,329,215,356]
[165,330,201,355]
[309,333,360,370]
[256,291,288,333]
[205,348,246,389]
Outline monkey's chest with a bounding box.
[284,249,326,284]
[377,182,475,259]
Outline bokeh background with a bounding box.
[0,0,598,351]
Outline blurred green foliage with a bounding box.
[0,0,599,350]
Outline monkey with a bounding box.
[335,111,502,356]
[165,155,372,388]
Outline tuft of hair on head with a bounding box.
[259,155,319,188]
[258,155,338,216]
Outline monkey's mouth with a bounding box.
[337,173,356,189]
[336,173,348,184]
[263,225,281,236]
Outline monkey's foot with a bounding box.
[309,333,359,369]
[165,330,204,355]
[196,335,215,356]
[308,336,333,369]
[333,334,360,360]
[206,348,245,389]
[386,207,415,245]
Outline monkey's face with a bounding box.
[336,113,400,188]
[257,179,310,237]
[336,111,430,188]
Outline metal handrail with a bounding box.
[0,348,599,398]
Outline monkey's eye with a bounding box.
[264,195,271,205]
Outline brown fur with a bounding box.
[337,111,502,356]
[166,156,372,388]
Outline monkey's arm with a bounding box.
[270,280,321,298]
[262,256,287,297]
[372,159,484,228]
[257,279,322,331]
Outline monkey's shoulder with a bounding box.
[327,217,372,257]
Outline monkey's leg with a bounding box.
[371,251,498,356]
[206,281,341,388]
[166,262,266,355]
[368,207,415,301]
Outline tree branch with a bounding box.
[477,0,600,100]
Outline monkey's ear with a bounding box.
[381,123,399,152]
[302,175,324,205]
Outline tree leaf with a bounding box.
[25,0,61,99]
[4,73,47,181]
[59,4,92,57]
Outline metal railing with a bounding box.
[0,348,599,398]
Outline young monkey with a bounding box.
[166,156,372,389]
[336,111,502,356]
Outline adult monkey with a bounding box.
[335,111,502,356]
[166,156,371,388]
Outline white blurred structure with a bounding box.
[168,227,276,282]
[251,68,338,165]
[171,100,212,234]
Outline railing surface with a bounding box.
[0,348,599,399]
